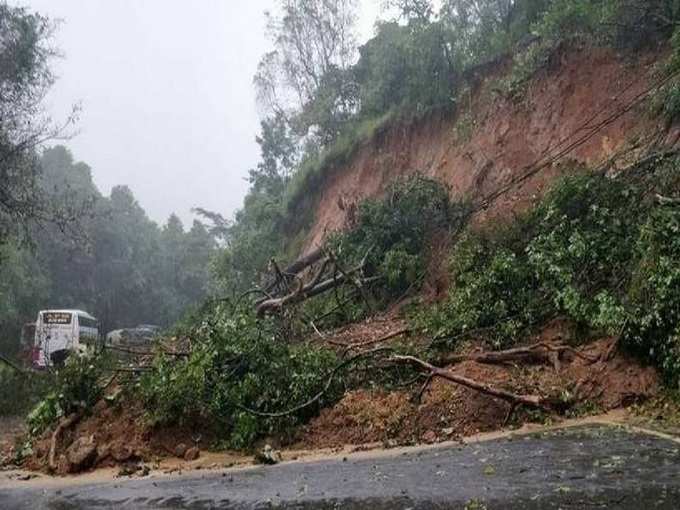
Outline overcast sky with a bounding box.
[9,0,385,227]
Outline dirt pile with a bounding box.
[300,337,659,449]
[22,398,209,475]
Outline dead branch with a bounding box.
[256,265,378,316]
[436,341,598,370]
[329,326,411,350]
[390,355,560,410]
[325,248,374,313]
[655,193,680,206]
[48,412,81,472]
[105,344,190,357]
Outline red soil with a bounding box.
[303,46,667,252]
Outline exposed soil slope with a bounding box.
[300,330,659,449]
[304,46,670,251]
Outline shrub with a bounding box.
[625,207,680,385]
[139,304,341,449]
[0,365,51,418]
[417,172,643,349]
[329,175,467,298]
[26,352,112,436]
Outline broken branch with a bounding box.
[390,355,557,410]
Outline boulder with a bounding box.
[184,447,200,461]
[110,441,134,462]
[65,436,97,473]
[254,444,282,465]
[174,443,188,458]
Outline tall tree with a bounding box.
[254,0,359,143]
[0,5,79,245]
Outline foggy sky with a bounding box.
[9,0,384,227]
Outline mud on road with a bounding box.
[1,424,680,509]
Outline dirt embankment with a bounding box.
[303,46,670,251]
[299,326,659,449]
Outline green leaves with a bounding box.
[139,304,340,449]
[416,169,680,378]
[329,175,464,298]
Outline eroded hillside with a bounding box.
[303,46,671,251]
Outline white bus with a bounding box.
[32,309,100,368]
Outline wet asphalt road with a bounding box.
[1,425,680,509]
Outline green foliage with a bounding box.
[354,20,457,118]
[417,173,641,347]
[138,304,341,449]
[417,163,680,385]
[26,352,111,435]
[525,174,642,332]
[499,0,679,100]
[417,227,545,348]
[329,175,465,297]
[625,207,680,384]
[0,365,50,418]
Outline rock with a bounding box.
[65,436,97,473]
[96,443,110,463]
[422,430,437,444]
[56,454,71,476]
[254,444,282,465]
[117,463,140,477]
[184,447,200,461]
[174,443,188,458]
[110,442,134,462]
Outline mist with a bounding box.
[8,0,384,226]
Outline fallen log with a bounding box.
[256,266,378,316]
[389,355,561,411]
[436,341,598,371]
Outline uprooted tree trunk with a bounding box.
[435,341,599,372]
[48,412,82,473]
[255,246,375,317]
[390,355,567,416]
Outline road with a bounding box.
[1,425,680,509]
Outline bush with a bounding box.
[417,172,644,349]
[26,352,112,436]
[625,207,680,384]
[139,304,341,449]
[0,365,50,418]
[329,175,467,298]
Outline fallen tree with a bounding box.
[389,354,569,424]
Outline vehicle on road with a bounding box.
[32,310,100,368]
[105,324,160,348]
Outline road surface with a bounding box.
[1,425,680,509]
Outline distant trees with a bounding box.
[0,146,219,355]
[0,4,80,245]
[255,0,359,144]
